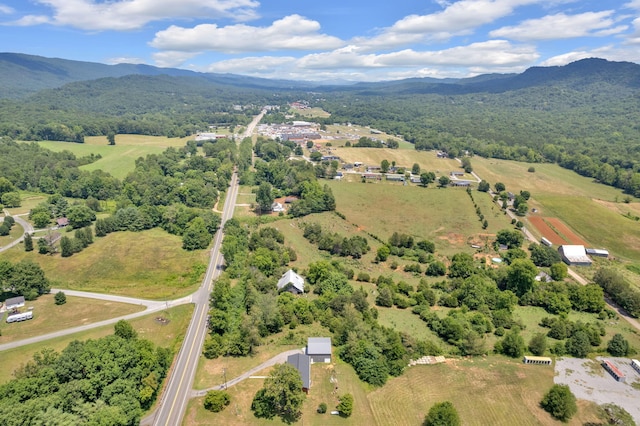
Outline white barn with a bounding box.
[558,245,592,266]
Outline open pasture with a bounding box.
[534,195,640,262]
[0,228,208,299]
[326,180,513,255]
[328,146,460,172]
[38,134,189,179]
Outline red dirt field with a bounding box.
[528,216,567,245]
[544,217,589,246]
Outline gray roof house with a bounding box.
[287,353,311,393]
[306,337,332,363]
[277,270,305,294]
[4,296,25,311]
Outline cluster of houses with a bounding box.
[257,121,321,143]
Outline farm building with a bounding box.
[277,270,305,294]
[306,337,332,363]
[558,245,592,266]
[410,176,422,184]
[602,360,625,382]
[271,202,285,212]
[541,237,552,247]
[386,174,405,182]
[632,359,640,375]
[585,248,609,257]
[450,171,464,177]
[362,173,382,180]
[523,356,552,365]
[451,180,472,187]
[287,353,311,393]
[4,296,25,311]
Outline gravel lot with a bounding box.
[554,357,640,423]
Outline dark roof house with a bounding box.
[287,353,311,392]
[4,296,25,310]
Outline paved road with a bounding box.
[149,110,264,426]
[0,211,34,253]
[191,348,303,397]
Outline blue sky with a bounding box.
[1,0,639,81]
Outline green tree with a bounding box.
[420,172,436,187]
[528,333,547,356]
[54,291,67,305]
[607,333,630,356]
[32,211,51,229]
[495,182,506,192]
[506,258,537,297]
[5,260,50,299]
[114,319,138,340]
[23,233,33,251]
[549,262,568,281]
[376,245,390,262]
[381,159,390,173]
[423,401,461,426]
[438,175,450,187]
[412,163,421,175]
[66,204,96,228]
[337,393,354,417]
[461,157,472,173]
[204,390,231,413]
[478,180,490,192]
[541,384,577,422]
[1,191,21,208]
[565,330,591,358]
[251,363,305,423]
[60,236,73,257]
[182,217,212,250]
[496,329,525,358]
[107,132,116,145]
[256,182,274,213]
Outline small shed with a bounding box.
[277,270,305,294]
[631,359,640,374]
[558,245,592,266]
[4,296,25,311]
[56,217,69,227]
[523,356,552,365]
[306,337,332,363]
[602,360,625,382]
[287,353,311,393]
[585,248,609,258]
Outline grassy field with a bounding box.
[325,146,461,169]
[184,355,600,426]
[0,228,208,299]
[38,135,190,179]
[0,293,144,343]
[326,180,513,256]
[0,303,193,384]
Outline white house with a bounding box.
[277,270,305,294]
[306,337,332,363]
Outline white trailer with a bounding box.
[6,311,33,323]
[541,237,553,247]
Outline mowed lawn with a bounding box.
[326,180,514,255]
[184,356,599,426]
[329,146,461,170]
[38,134,190,179]
[1,229,208,299]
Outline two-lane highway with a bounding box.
[150,111,263,426]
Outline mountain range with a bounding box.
[1,52,640,100]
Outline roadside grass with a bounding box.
[325,180,514,256]
[0,303,193,384]
[0,228,208,299]
[38,135,189,179]
[195,322,328,390]
[0,220,25,248]
[0,293,144,343]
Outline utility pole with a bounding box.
[223,367,227,390]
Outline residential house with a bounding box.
[306,337,332,363]
[287,353,311,393]
[277,270,305,294]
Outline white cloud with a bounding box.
[0,4,14,14]
[150,15,344,54]
[10,0,259,31]
[297,40,538,70]
[541,45,640,66]
[152,50,200,68]
[490,11,621,41]
[106,56,149,65]
[205,56,297,74]
[624,0,640,10]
